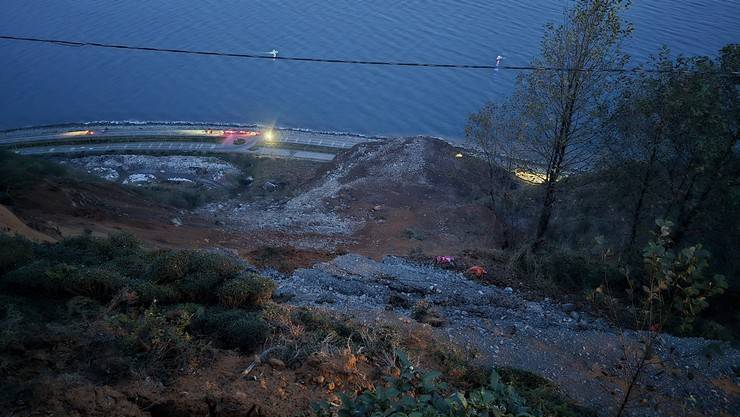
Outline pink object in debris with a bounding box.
[435,256,455,266]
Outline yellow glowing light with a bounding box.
[515,169,547,184]
[62,130,95,137]
[455,152,464,159]
[264,130,275,141]
[178,129,216,136]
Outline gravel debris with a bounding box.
[275,254,740,417]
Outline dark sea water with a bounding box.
[0,0,737,140]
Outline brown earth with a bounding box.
[0,203,55,243]
[3,138,509,272]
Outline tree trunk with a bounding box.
[625,146,658,255]
[532,86,575,252]
[670,144,734,247]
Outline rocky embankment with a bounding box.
[58,154,240,188]
[273,254,740,417]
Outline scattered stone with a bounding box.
[170,218,182,227]
[316,293,336,304]
[387,292,413,309]
[123,173,156,185]
[562,303,576,312]
[262,181,279,192]
[570,311,581,321]
[504,287,514,294]
[421,316,447,327]
[268,358,285,369]
[372,205,383,211]
[313,375,325,384]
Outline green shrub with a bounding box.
[636,220,728,335]
[0,235,35,277]
[1,261,129,302]
[540,250,621,291]
[188,251,243,277]
[0,151,68,195]
[497,367,598,417]
[314,351,533,417]
[103,252,152,279]
[41,233,142,267]
[217,275,276,307]
[148,250,191,283]
[147,250,243,302]
[66,267,130,300]
[131,306,195,379]
[177,271,224,304]
[66,296,103,320]
[132,281,180,305]
[291,308,356,338]
[193,308,269,351]
[1,261,71,296]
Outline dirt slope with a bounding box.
[0,204,55,242]
[203,137,510,257]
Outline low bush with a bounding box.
[314,351,533,417]
[41,232,142,267]
[0,235,35,277]
[132,281,180,305]
[217,274,276,308]
[292,308,356,338]
[1,261,130,302]
[177,271,224,304]
[497,367,598,417]
[633,220,728,335]
[147,250,244,304]
[148,250,192,283]
[540,250,622,291]
[66,267,130,300]
[66,296,103,320]
[192,308,269,351]
[1,261,71,297]
[188,250,243,277]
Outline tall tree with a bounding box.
[610,45,739,253]
[512,0,632,251]
[465,102,519,248]
[658,45,739,246]
[609,49,674,255]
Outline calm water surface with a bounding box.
[0,0,738,139]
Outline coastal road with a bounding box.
[0,123,374,150]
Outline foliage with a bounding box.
[0,234,278,309]
[540,250,622,291]
[411,300,432,321]
[106,305,198,380]
[497,368,598,417]
[192,307,268,351]
[512,0,632,248]
[609,45,739,250]
[217,274,276,307]
[0,235,35,277]
[633,220,728,334]
[0,150,70,202]
[314,351,534,417]
[40,232,141,267]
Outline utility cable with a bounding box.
[0,34,737,76]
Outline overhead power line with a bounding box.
[0,34,737,76]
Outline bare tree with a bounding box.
[511,0,632,251]
[465,102,520,248]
